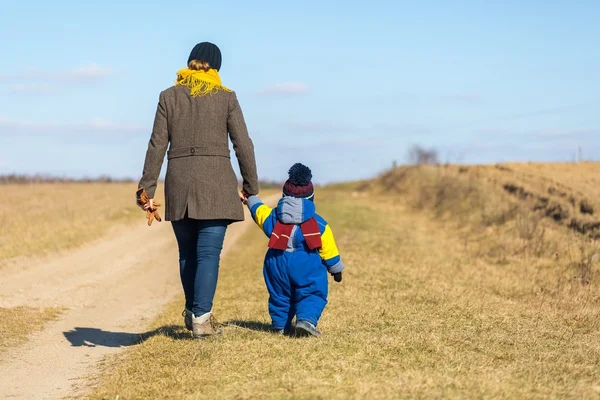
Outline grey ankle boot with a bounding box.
[295,320,321,337]
[182,309,193,331]
[192,312,222,339]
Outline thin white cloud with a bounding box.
[374,122,431,135]
[0,117,15,127]
[282,120,433,137]
[476,127,513,135]
[281,120,356,133]
[274,137,384,151]
[478,127,598,139]
[438,93,483,105]
[0,116,144,135]
[0,64,114,95]
[0,64,114,82]
[259,82,309,96]
[531,129,598,139]
[8,83,61,94]
[64,64,113,82]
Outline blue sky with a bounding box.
[1,1,599,183]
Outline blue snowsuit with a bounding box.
[246,195,344,331]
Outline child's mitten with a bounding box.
[333,272,342,283]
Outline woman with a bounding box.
[137,42,259,339]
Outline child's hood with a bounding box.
[276,197,316,224]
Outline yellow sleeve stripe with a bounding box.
[319,225,340,261]
[253,204,272,230]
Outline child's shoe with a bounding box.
[192,312,222,339]
[295,320,321,337]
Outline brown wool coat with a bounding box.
[138,85,259,222]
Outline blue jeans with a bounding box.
[171,218,228,316]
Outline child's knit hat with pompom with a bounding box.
[283,163,314,199]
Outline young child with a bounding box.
[242,163,344,336]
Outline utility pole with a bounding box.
[578,146,582,163]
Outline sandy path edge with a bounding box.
[0,196,276,400]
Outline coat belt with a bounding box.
[167,146,230,160]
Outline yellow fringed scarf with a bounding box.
[175,68,231,97]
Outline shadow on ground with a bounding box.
[223,320,273,332]
[64,320,290,347]
[63,325,191,347]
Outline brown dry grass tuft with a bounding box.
[0,307,62,353]
[89,180,600,399]
[1,183,150,267]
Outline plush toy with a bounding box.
[136,187,162,226]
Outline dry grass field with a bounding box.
[357,162,600,282]
[87,163,600,399]
[1,182,146,267]
[1,182,150,356]
[0,307,63,353]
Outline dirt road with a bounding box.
[0,199,269,399]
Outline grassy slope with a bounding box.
[89,184,600,399]
[354,163,600,278]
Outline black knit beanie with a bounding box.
[187,42,222,71]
